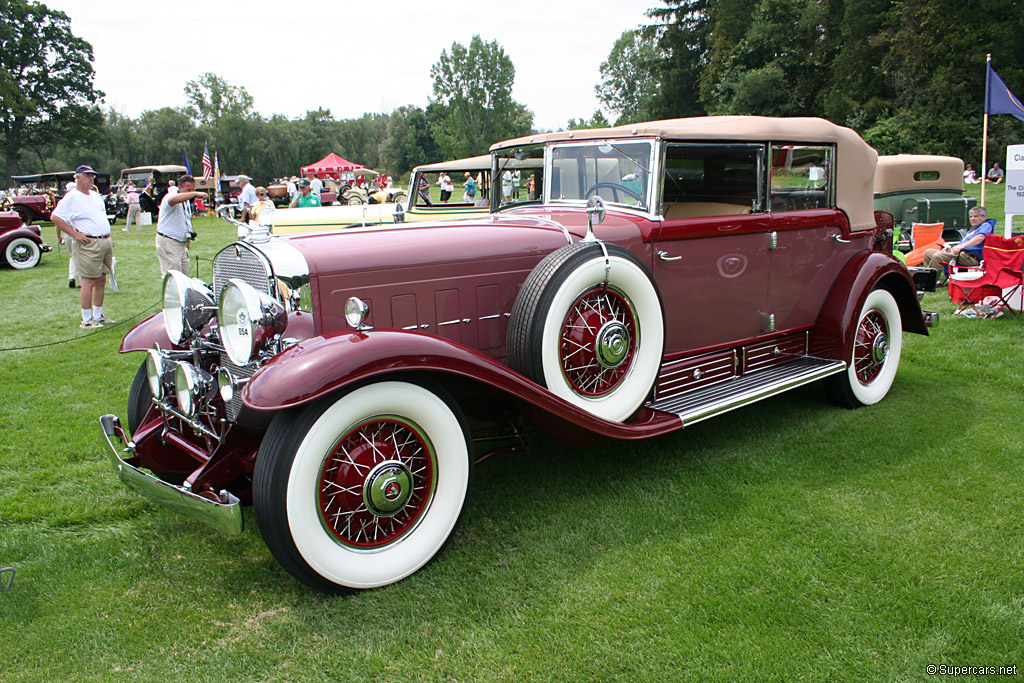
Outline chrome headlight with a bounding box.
[145,348,166,399]
[218,278,288,366]
[162,271,215,345]
[174,362,213,417]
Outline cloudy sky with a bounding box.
[42,0,657,131]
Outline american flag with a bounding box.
[201,143,213,179]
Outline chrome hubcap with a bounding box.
[363,461,413,516]
[871,334,889,364]
[595,320,630,369]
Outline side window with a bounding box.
[493,144,545,210]
[769,145,833,211]
[661,144,762,219]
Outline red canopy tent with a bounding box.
[300,153,363,179]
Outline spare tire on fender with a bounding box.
[507,241,664,423]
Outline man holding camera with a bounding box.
[156,174,205,275]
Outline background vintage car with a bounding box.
[0,210,52,269]
[101,116,929,594]
[116,164,187,219]
[268,155,492,236]
[4,171,113,225]
[873,154,977,247]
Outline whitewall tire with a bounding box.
[254,380,471,592]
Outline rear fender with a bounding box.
[810,251,927,362]
[241,329,681,441]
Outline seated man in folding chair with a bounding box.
[923,207,996,285]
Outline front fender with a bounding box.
[1,225,47,246]
[811,251,927,362]
[241,329,682,441]
[120,312,175,352]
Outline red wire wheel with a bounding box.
[852,310,889,385]
[317,417,436,549]
[559,285,637,397]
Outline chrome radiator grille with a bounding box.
[212,243,272,303]
[213,244,272,420]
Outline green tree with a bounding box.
[429,35,533,159]
[183,72,255,127]
[645,0,711,119]
[596,29,663,124]
[382,105,441,179]
[0,0,105,176]
[567,110,611,130]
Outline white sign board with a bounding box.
[1006,144,1024,215]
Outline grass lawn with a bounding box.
[1,210,1023,682]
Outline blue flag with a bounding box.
[986,62,1024,123]
[184,150,193,175]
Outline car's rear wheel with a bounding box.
[253,380,472,592]
[826,288,903,407]
[4,237,41,269]
[13,207,32,226]
[507,242,664,423]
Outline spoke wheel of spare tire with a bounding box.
[507,241,664,422]
[825,288,903,408]
[4,237,40,269]
[253,380,472,593]
[347,195,363,205]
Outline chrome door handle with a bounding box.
[834,235,851,244]
[657,250,681,261]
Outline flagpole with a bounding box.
[982,54,991,207]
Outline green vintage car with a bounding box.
[267,155,492,236]
[873,154,976,248]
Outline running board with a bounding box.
[648,357,846,427]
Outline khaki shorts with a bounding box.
[74,235,113,280]
[156,233,189,275]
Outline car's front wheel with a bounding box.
[826,288,903,407]
[4,237,41,269]
[253,380,472,592]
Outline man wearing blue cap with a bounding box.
[51,165,115,328]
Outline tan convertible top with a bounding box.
[415,155,491,173]
[493,116,879,231]
[874,155,965,194]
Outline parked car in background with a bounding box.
[0,210,51,269]
[874,155,977,248]
[100,116,932,594]
[4,171,113,225]
[268,155,492,236]
[117,165,188,219]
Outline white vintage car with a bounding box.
[266,155,492,236]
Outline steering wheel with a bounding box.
[585,182,643,203]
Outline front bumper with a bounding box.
[99,414,243,535]
[41,244,52,253]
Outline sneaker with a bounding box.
[94,314,116,324]
[122,227,128,231]
[80,318,103,329]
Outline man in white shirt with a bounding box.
[51,165,115,328]
[156,174,206,275]
[236,175,257,222]
[308,173,323,198]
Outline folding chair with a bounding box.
[948,234,1024,316]
[903,222,945,267]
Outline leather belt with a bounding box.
[157,232,188,243]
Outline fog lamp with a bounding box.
[345,297,371,330]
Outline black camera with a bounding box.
[187,230,197,241]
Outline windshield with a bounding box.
[548,140,654,211]
[493,144,545,211]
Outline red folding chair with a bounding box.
[948,234,1024,316]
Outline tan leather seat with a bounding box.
[662,202,752,219]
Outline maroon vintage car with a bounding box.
[0,210,51,269]
[4,171,113,225]
[100,117,933,593]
